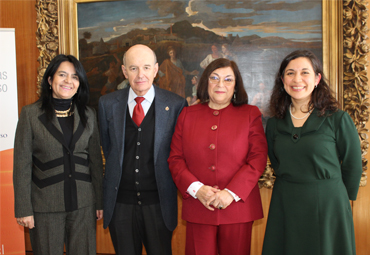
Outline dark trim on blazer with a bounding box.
[38,114,68,149]
[33,155,89,171]
[37,113,89,211]
[38,113,85,151]
[32,172,92,189]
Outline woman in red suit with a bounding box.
[168,58,268,255]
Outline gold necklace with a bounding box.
[55,103,74,117]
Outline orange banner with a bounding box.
[0,28,24,254]
[0,149,25,254]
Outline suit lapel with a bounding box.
[300,108,327,134]
[154,87,170,164]
[276,112,293,135]
[277,108,327,135]
[70,106,84,150]
[38,112,69,149]
[39,106,85,150]
[113,89,129,168]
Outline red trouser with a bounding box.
[185,221,253,255]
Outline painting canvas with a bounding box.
[77,0,322,124]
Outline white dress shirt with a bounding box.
[128,85,155,117]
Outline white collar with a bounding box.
[128,85,155,104]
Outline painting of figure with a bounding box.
[158,46,199,97]
[77,0,322,116]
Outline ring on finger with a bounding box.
[219,205,223,209]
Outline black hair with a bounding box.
[38,54,90,126]
[269,50,339,118]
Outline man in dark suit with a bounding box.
[99,44,187,255]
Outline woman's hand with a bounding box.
[16,216,35,229]
[96,210,103,221]
[195,185,220,211]
[210,190,234,210]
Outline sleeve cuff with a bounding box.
[225,188,241,202]
[187,181,204,199]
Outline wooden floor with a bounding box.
[26,253,112,255]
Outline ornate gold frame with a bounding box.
[342,0,369,187]
[35,0,368,188]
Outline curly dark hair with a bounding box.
[269,50,339,119]
[38,54,90,126]
[197,58,248,106]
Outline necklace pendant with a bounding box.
[55,102,73,118]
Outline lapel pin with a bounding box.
[165,106,169,111]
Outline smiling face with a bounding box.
[122,45,158,96]
[282,57,321,104]
[207,66,235,109]
[48,61,80,99]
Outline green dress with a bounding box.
[262,109,362,255]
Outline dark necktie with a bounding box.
[132,97,145,126]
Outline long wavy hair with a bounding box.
[197,58,248,106]
[38,54,90,126]
[269,50,339,119]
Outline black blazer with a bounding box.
[99,86,187,230]
[13,102,103,218]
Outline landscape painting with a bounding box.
[77,0,322,123]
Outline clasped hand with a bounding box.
[16,216,35,229]
[195,185,234,211]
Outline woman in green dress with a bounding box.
[262,50,362,255]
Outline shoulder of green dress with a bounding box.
[266,116,278,129]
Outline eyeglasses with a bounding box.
[209,76,235,86]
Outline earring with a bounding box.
[233,92,236,100]
[49,85,51,89]
[315,84,318,88]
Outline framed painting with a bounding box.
[35,0,368,188]
[60,0,331,115]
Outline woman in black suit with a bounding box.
[13,54,103,255]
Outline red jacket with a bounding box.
[168,103,268,225]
